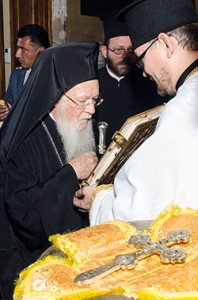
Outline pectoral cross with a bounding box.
[74,229,190,285]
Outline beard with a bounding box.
[56,118,96,162]
[153,68,176,97]
[107,56,133,76]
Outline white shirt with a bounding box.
[23,69,31,84]
[90,72,198,225]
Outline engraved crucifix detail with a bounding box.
[74,229,190,284]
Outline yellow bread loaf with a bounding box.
[13,206,198,300]
[49,220,138,267]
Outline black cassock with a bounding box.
[0,114,88,298]
[94,66,168,149]
[6,114,88,253]
[0,41,99,299]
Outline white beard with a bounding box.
[56,118,96,162]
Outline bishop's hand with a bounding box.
[69,151,98,180]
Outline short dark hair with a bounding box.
[17,24,50,49]
[169,23,198,51]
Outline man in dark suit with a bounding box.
[0,24,50,121]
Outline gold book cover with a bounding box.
[84,104,165,186]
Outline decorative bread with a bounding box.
[13,206,198,300]
[49,220,138,267]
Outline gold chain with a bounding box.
[186,66,198,80]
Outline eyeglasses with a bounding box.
[135,38,158,69]
[107,47,134,55]
[64,93,103,110]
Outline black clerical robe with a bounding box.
[94,66,167,148]
[1,114,88,298]
[0,40,99,300]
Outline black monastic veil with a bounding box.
[0,41,99,299]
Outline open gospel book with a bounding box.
[82,104,165,186]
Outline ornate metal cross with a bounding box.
[74,229,190,284]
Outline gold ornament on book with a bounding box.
[82,104,165,187]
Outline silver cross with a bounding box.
[74,229,190,284]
